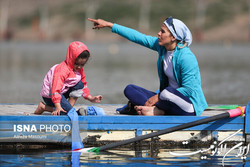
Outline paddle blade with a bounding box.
[72,147,99,153]
[88,147,99,153]
[67,108,84,150]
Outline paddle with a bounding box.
[75,106,246,153]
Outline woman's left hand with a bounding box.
[145,94,159,106]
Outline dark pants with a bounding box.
[124,84,195,116]
[43,81,84,115]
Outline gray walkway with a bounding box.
[0,104,226,116]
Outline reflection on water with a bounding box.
[0,42,249,105]
[0,148,248,166]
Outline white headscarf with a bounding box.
[164,16,192,46]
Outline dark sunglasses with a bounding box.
[165,16,177,35]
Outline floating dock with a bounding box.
[0,103,249,148]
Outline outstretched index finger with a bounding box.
[88,18,97,23]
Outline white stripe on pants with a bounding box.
[159,89,194,113]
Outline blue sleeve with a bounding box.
[112,23,159,51]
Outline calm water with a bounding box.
[0,42,249,105]
[0,148,248,166]
[0,42,250,166]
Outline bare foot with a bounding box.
[134,106,165,116]
[34,102,45,115]
[23,112,31,115]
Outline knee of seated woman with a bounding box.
[124,84,136,94]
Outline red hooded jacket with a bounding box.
[40,41,90,103]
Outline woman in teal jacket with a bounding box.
[88,17,207,116]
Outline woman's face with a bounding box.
[157,24,176,47]
[74,58,88,71]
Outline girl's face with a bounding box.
[157,24,176,47]
[74,58,88,71]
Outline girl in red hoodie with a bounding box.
[34,41,102,115]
